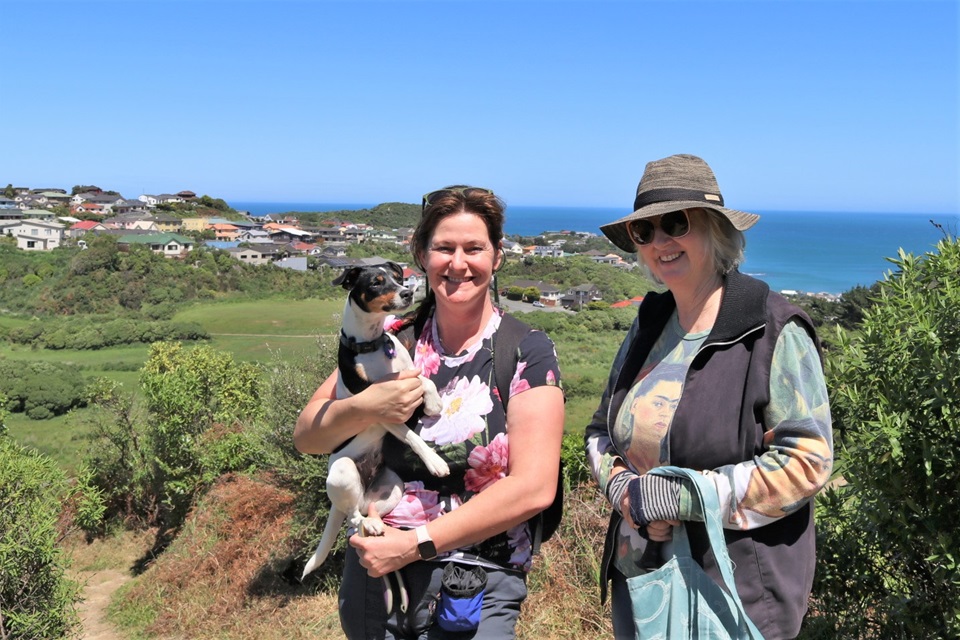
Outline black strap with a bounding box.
[492,313,529,413]
[339,331,395,356]
[492,314,559,555]
[633,187,724,211]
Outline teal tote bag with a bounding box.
[626,466,765,640]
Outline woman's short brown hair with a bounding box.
[411,186,505,270]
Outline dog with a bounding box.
[301,262,448,581]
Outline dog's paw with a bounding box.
[420,378,443,416]
[423,451,450,477]
[422,393,442,416]
[360,516,385,538]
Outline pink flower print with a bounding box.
[382,482,443,529]
[420,375,493,445]
[414,338,441,377]
[546,369,557,385]
[465,433,509,493]
[383,315,404,334]
[509,361,531,398]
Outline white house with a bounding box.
[0,219,66,251]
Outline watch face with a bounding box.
[418,539,437,560]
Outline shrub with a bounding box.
[0,436,80,638]
[0,360,88,419]
[139,342,264,528]
[79,378,158,528]
[254,338,340,575]
[810,238,960,638]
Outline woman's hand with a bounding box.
[361,368,427,425]
[646,519,679,542]
[294,368,428,454]
[349,505,418,578]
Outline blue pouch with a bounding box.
[437,563,487,632]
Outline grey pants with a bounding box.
[339,546,527,639]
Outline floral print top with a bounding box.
[379,308,562,572]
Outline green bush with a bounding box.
[79,378,158,528]
[0,360,89,419]
[254,338,339,575]
[139,342,264,528]
[0,436,80,639]
[81,343,266,532]
[810,238,960,638]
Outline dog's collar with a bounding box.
[339,331,397,359]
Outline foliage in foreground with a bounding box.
[808,238,960,638]
[0,429,90,639]
[82,342,266,533]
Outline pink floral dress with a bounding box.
[380,308,562,572]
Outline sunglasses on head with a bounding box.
[626,209,691,246]
[421,186,495,213]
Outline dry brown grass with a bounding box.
[98,474,615,639]
[516,484,614,639]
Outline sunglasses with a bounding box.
[626,209,691,246]
[421,186,495,213]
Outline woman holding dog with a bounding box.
[295,186,564,638]
[584,154,834,639]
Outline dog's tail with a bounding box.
[301,508,347,580]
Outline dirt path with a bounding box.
[74,568,132,639]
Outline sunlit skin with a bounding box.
[636,208,722,308]
[418,212,502,352]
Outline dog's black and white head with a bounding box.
[332,262,413,314]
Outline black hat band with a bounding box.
[633,188,724,212]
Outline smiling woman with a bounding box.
[587,154,834,639]
[294,185,565,639]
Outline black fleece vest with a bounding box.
[603,271,821,639]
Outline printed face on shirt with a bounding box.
[420,212,501,311]
[625,377,682,473]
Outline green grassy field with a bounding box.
[4,297,615,470]
[172,298,344,336]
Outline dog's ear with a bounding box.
[387,261,404,282]
[332,266,362,289]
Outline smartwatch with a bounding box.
[415,525,437,561]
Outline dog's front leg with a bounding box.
[419,376,442,416]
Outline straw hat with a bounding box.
[600,154,760,252]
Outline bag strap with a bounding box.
[493,314,557,555]
[492,313,529,411]
[648,466,765,639]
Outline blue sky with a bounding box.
[3,0,957,213]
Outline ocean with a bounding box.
[232,201,957,296]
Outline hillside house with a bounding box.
[313,227,345,242]
[0,219,66,250]
[508,279,563,306]
[151,215,182,233]
[561,284,603,310]
[211,223,240,241]
[236,229,272,244]
[226,246,274,266]
[69,220,108,237]
[117,233,195,258]
[268,227,313,244]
